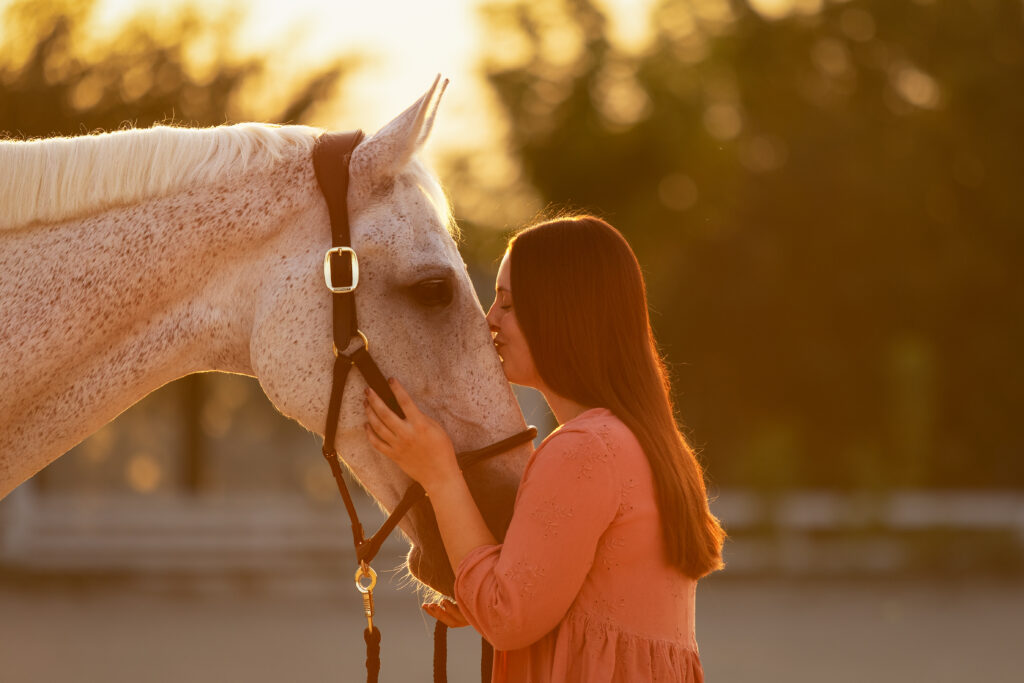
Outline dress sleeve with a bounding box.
[453,427,620,651]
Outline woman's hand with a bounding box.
[366,378,498,577]
[364,378,460,494]
[422,599,469,628]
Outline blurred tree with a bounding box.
[472,0,1024,489]
[1,0,353,494]
[0,0,348,135]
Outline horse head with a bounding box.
[250,78,531,595]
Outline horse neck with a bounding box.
[0,147,318,497]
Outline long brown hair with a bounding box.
[508,215,725,579]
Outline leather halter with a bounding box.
[312,131,536,682]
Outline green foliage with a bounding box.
[475,0,1024,489]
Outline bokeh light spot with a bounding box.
[891,63,942,109]
[659,173,699,212]
[593,61,651,129]
[840,7,876,42]
[739,135,788,173]
[748,0,795,21]
[811,37,852,78]
[126,453,162,493]
[703,102,743,140]
[69,72,105,111]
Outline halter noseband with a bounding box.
[312,131,536,683]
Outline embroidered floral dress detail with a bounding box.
[504,560,547,600]
[530,498,575,538]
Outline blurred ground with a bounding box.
[1,574,1021,682]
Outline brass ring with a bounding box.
[355,563,377,593]
[333,329,370,358]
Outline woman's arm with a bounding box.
[420,469,498,571]
[452,428,619,650]
[366,380,620,650]
[364,379,496,571]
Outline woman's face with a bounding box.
[485,252,543,388]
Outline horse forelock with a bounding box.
[0,123,322,232]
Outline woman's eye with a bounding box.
[410,278,453,307]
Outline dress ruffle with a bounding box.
[547,609,704,683]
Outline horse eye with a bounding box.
[410,278,453,307]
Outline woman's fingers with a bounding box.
[366,386,408,435]
[364,401,394,439]
[364,392,399,452]
[421,600,469,628]
[442,600,469,627]
[364,423,391,453]
[388,378,418,417]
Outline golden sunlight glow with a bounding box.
[748,0,793,20]
[748,0,827,21]
[80,0,656,153]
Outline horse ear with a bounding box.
[351,75,448,192]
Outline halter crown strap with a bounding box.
[313,130,364,349]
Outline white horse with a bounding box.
[0,77,531,595]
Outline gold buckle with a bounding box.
[324,246,359,293]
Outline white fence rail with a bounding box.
[2,488,1023,578]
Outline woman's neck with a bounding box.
[541,388,595,425]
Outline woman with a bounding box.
[364,215,725,682]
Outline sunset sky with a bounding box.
[1,0,829,155]
[88,0,660,153]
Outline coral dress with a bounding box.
[455,408,704,682]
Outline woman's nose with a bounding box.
[485,301,500,333]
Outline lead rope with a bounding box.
[432,622,495,683]
[365,627,382,682]
[433,621,448,683]
[482,637,494,681]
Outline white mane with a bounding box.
[0,123,321,232]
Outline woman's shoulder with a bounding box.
[522,409,626,500]
[540,408,642,462]
[566,407,640,448]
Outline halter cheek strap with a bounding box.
[312,131,536,683]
